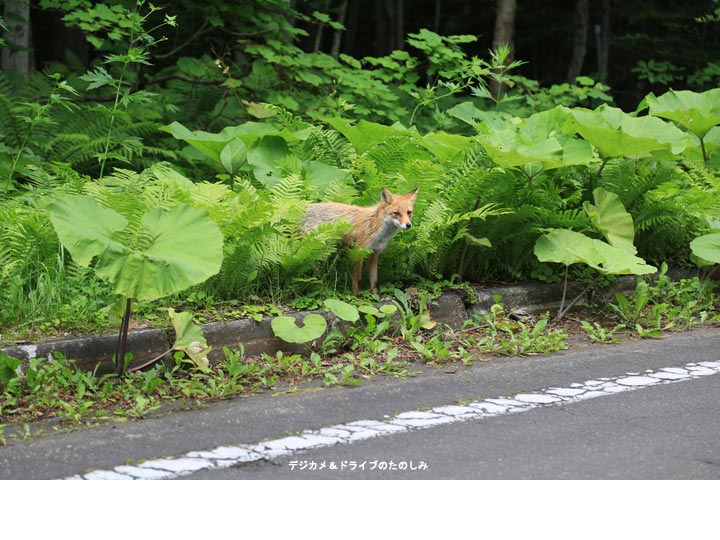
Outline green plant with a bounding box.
[608,281,652,325]
[608,263,716,333]
[534,188,656,319]
[393,289,435,340]
[580,321,626,344]
[0,352,22,388]
[0,74,78,189]
[632,60,685,86]
[562,104,691,175]
[633,323,664,339]
[271,313,327,344]
[474,106,593,188]
[410,332,454,363]
[324,298,360,322]
[406,38,523,125]
[49,193,223,374]
[643,88,720,162]
[77,1,176,178]
[463,304,568,356]
[324,364,361,387]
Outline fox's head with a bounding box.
[380,187,419,230]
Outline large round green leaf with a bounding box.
[690,233,720,266]
[49,195,224,301]
[325,118,417,154]
[583,188,636,254]
[563,104,690,158]
[324,298,360,322]
[49,194,129,267]
[476,107,593,173]
[302,160,351,193]
[534,229,656,275]
[271,314,328,343]
[645,88,720,139]
[246,135,291,188]
[162,121,231,164]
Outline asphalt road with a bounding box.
[1,327,719,480]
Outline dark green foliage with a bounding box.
[1,2,719,342]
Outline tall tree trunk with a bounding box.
[1,0,33,79]
[330,0,349,58]
[490,0,517,99]
[433,0,442,34]
[566,0,589,82]
[395,0,404,50]
[343,0,360,56]
[313,0,329,52]
[383,0,394,51]
[492,0,517,51]
[598,0,611,83]
[374,0,388,55]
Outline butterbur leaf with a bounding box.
[563,104,690,158]
[534,229,596,267]
[48,195,128,267]
[476,107,593,172]
[583,188,636,254]
[303,160,350,193]
[325,118,417,154]
[358,305,381,317]
[169,308,211,369]
[324,299,360,322]
[219,138,247,174]
[534,229,656,275]
[447,102,509,128]
[419,131,473,162]
[690,233,720,266]
[49,195,224,301]
[272,314,328,343]
[645,88,720,139]
[162,121,230,163]
[247,136,290,188]
[380,304,398,316]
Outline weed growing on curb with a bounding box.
[580,321,626,344]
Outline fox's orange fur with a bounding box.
[302,187,419,294]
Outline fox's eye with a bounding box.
[393,211,401,217]
[407,211,413,217]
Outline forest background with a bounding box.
[2,0,720,347]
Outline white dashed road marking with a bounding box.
[66,360,720,480]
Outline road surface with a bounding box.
[1,328,719,480]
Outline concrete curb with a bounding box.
[0,276,640,374]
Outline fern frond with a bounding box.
[301,126,356,168]
[269,172,307,203]
[322,178,359,203]
[366,136,429,175]
[0,207,59,279]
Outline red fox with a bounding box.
[302,187,419,294]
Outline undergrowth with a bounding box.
[2,271,718,446]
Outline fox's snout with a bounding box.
[388,214,412,229]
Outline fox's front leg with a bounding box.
[352,258,363,295]
[368,252,380,294]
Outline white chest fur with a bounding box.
[364,216,400,252]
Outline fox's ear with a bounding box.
[407,187,419,200]
[380,187,393,203]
